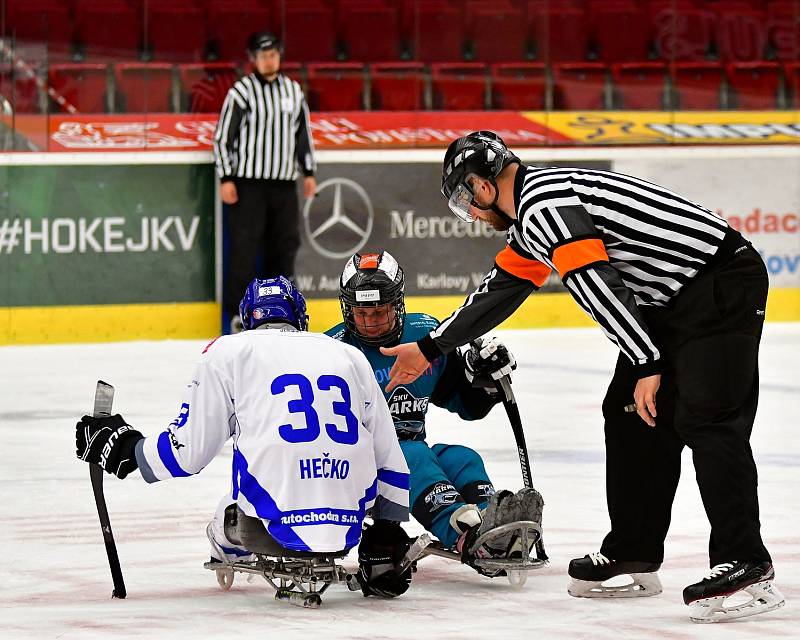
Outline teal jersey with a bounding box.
[326,313,483,441]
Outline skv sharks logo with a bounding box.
[424,482,460,511]
[387,386,428,437]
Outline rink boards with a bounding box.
[1,146,798,344]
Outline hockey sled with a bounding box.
[204,505,360,608]
[418,521,546,589]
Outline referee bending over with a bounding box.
[213,31,316,331]
[381,131,783,622]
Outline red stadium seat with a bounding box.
[370,62,425,110]
[207,2,275,63]
[529,5,590,62]
[671,61,724,110]
[114,63,174,113]
[726,62,782,109]
[553,63,607,110]
[611,62,666,110]
[146,3,207,62]
[466,2,528,62]
[48,63,108,113]
[412,1,466,62]
[590,2,651,62]
[766,1,800,61]
[284,1,337,63]
[75,2,141,60]
[490,63,547,110]
[785,62,800,108]
[178,62,239,113]
[280,62,304,87]
[715,9,768,61]
[0,63,41,113]
[6,1,72,58]
[650,5,717,60]
[306,63,365,111]
[338,3,402,61]
[431,62,487,110]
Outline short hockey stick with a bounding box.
[89,380,127,598]
[495,376,548,561]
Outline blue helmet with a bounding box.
[239,276,309,331]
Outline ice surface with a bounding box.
[1,325,797,639]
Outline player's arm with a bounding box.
[363,366,410,522]
[356,358,414,599]
[430,336,517,419]
[134,355,235,483]
[213,88,246,182]
[76,346,236,481]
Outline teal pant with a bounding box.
[400,441,494,548]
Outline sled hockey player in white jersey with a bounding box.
[75,276,415,602]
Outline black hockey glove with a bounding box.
[464,337,516,391]
[76,414,143,479]
[357,520,413,598]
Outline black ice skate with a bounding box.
[683,561,785,623]
[568,552,662,598]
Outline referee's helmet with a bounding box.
[441,131,519,222]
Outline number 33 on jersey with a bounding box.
[134,329,410,553]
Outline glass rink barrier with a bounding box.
[0,0,797,150]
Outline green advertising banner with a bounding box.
[0,163,215,307]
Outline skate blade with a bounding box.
[689,580,786,623]
[568,573,663,598]
[473,557,547,572]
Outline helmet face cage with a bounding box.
[239,276,308,331]
[441,131,515,221]
[339,252,406,347]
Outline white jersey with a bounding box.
[135,327,409,553]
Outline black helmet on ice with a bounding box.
[339,251,405,347]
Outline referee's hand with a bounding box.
[221,181,238,205]
[304,176,317,200]
[381,342,429,392]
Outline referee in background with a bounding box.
[213,31,316,332]
[380,131,782,619]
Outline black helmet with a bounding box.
[247,31,282,55]
[441,131,519,221]
[339,251,406,347]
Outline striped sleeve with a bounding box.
[420,255,539,360]
[294,91,316,177]
[521,200,662,375]
[212,87,246,179]
[135,356,235,483]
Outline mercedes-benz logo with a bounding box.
[303,177,373,260]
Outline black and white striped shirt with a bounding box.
[420,165,733,376]
[213,72,316,182]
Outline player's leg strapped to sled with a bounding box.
[401,440,546,584]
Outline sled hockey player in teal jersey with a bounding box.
[326,250,546,580]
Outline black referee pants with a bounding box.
[224,178,300,317]
[599,242,772,567]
